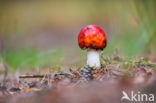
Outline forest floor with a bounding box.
[0,55,156,103]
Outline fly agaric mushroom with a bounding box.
[78,25,107,67]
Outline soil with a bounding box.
[0,56,156,103]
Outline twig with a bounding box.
[19,74,51,78]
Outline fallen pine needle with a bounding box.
[23,88,41,92]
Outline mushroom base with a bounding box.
[87,49,100,67]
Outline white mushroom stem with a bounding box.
[87,49,100,67]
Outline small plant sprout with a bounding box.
[78,25,107,68]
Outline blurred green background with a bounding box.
[0,0,155,71]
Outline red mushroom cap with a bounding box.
[78,25,107,50]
